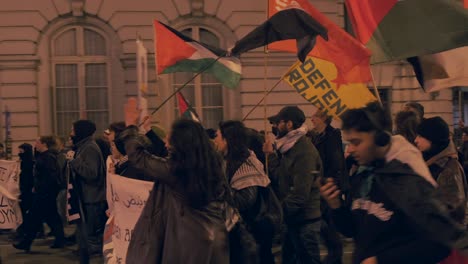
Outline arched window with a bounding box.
[51,26,110,136]
[173,27,224,129]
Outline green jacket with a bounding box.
[268,135,322,224]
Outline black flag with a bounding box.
[231,7,328,62]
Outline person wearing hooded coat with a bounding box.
[68,119,107,255]
[415,117,468,263]
[11,143,35,241]
[415,117,467,224]
[13,136,65,251]
[18,143,34,218]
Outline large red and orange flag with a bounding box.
[269,0,376,118]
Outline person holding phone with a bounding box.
[320,102,468,264]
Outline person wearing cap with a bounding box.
[263,106,323,264]
[415,117,467,224]
[69,119,107,256]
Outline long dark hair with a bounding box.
[219,120,251,180]
[395,110,419,144]
[169,119,225,208]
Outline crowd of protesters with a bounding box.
[4,99,468,264]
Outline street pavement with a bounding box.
[0,229,354,264]
[0,227,103,264]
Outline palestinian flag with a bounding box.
[154,20,241,89]
[231,4,328,62]
[345,0,468,64]
[176,92,200,122]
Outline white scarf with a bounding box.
[275,124,308,154]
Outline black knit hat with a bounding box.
[417,117,449,144]
[73,120,96,140]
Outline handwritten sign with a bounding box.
[0,160,22,229]
[104,168,154,264]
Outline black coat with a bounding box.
[332,160,468,263]
[19,158,34,196]
[124,139,229,264]
[309,125,348,192]
[34,150,60,197]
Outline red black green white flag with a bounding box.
[346,0,468,91]
[345,0,468,63]
[153,20,241,89]
[176,92,200,122]
[231,4,328,62]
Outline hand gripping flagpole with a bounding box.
[138,54,224,127]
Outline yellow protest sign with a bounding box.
[284,57,376,119]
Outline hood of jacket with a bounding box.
[426,141,458,167]
[386,135,437,187]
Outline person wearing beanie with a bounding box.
[68,119,107,257]
[415,117,467,224]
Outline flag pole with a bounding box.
[370,69,383,106]
[459,87,464,122]
[139,55,223,127]
[242,74,287,121]
[264,0,270,173]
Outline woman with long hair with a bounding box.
[394,110,419,144]
[215,120,275,264]
[123,119,231,263]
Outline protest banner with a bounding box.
[104,167,154,264]
[0,160,22,229]
[285,57,376,119]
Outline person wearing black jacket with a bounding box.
[69,120,107,256]
[13,136,65,251]
[17,143,34,219]
[320,102,468,264]
[215,120,273,263]
[108,120,168,180]
[12,143,35,240]
[310,109,346,264]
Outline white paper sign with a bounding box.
[105,170,154,264]
[0,160,22,229]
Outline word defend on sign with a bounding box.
[285,57,376,119]
[105,171,154,264]
[0,160,22,229]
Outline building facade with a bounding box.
[0,0,462,154]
